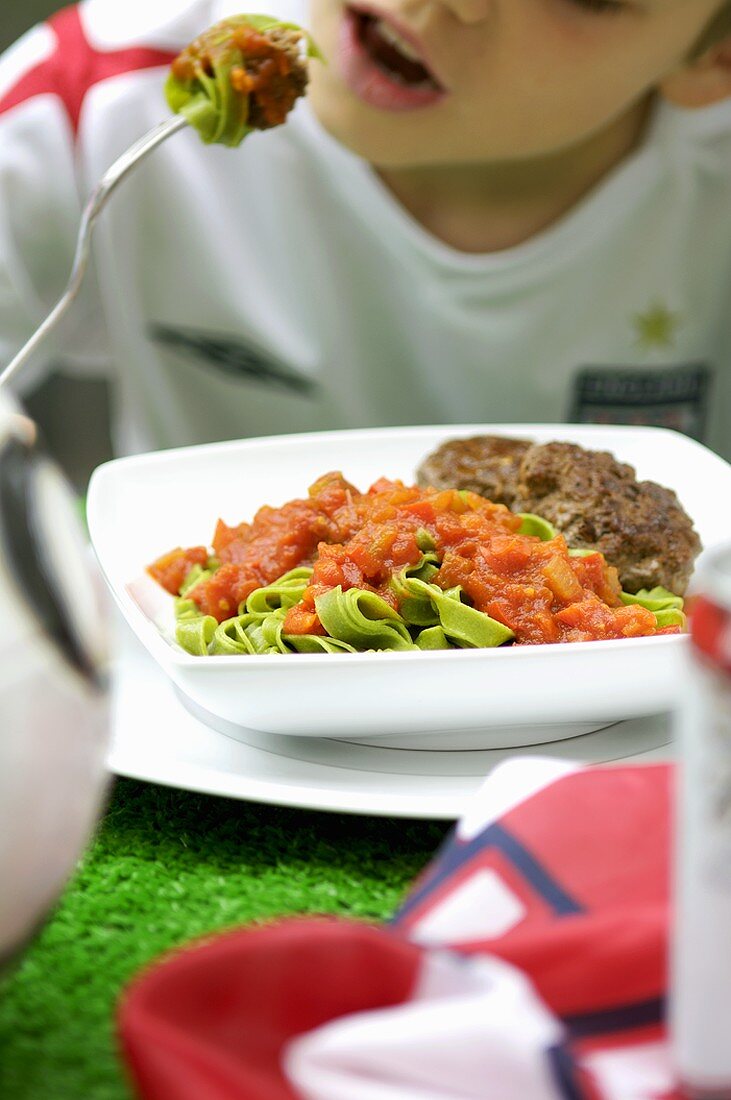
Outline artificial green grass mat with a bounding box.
[0,777,448,1100]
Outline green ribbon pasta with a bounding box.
[284,634,357,654]
[174,596,205,621]
[399,595,441,628]
[401,576,514,649]
[621,586,686,630]
[165,15,321,147]
[240,621,275,654]
[212,613,284,655]
[176,615,218,655]
[173,557,518,656]
[518,513,558,541]
[166,48,244,146]
[315,587,416,651]
[209,614,259,655]
[415,626,452,650]
[620,586,684,613]
[653,608,687,629]
[243,567,313,616]
[390,555,442,625]
[415,528,437,552]
[175,567,331,656]
[260,607,292,653]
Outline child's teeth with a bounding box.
[375,19,422,63]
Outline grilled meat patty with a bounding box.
[416,435,531,507]
[416,436,701,595]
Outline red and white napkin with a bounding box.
[119,758,680,1100]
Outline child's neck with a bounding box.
[374,97,653,255]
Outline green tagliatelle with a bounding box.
[242,566,313,616]
[397,574,515,649]
[165,14,321,147]
[173,557,517,656]
[620,587,687,630]
[314,587,415,651]
[518,513,558,541]
[172,523,688,656]
[176,614,217,655]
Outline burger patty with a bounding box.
[416,435,532,507]
[416,436,702,595]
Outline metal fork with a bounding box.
[0,113,189,391]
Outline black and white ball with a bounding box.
[0,392,109,969]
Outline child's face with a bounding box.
[306,0,724,167]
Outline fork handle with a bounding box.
[0,113,188,392]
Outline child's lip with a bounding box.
[338,6,449,112]
[346,2,448,90]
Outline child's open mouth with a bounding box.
[338,5,447,111]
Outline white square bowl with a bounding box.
[87,424,731,751]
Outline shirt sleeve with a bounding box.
[0,13,111,396]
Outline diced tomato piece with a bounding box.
[282,605,326,636]
[402,499,437,524]
[571,552,623,607]
[541,555,584,603]
[147,546,209,595]
[186,563,253,621]
[483,535,533,575]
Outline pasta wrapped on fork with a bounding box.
[165,14,320,146]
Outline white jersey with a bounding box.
[0,0,730,460]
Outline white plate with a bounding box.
[89,424,731,751]
[109,623,673,820]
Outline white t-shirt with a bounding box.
[0,0,729,460]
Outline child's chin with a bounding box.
[308,89,446,167]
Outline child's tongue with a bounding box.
[358,14,436,87]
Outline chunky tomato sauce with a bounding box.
[229,27,301,127]
[171,23,301,128]
[148,472,671,644]
[147,545,209,597]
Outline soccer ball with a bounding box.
[0,391,109,969]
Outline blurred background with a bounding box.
[1,2,113,489]
[1,0,62,46]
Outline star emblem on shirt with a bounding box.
[633,303,682,351]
